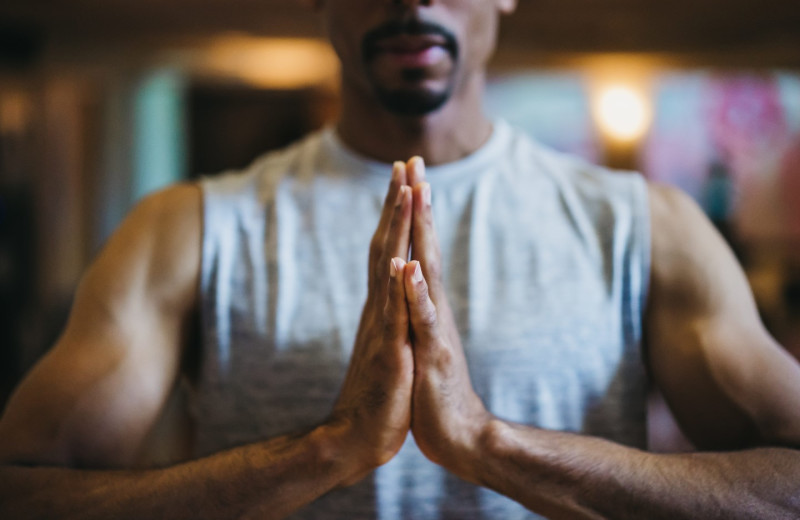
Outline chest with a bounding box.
[193,180,645,455]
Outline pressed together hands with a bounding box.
[330,157,492,485]
[3,144,800,520]
[3,158,798,520]
[324,157,800,520]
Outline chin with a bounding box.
[374,86,452,117]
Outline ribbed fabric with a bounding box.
[194,121,651,519]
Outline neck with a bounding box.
[336,73,493,166]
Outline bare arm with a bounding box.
[1,430,355,520]
[465,424,800,520]
[403,167,800,519]
[0,178,415,520]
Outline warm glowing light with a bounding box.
[201,36,339,89]
[595,85,651,142]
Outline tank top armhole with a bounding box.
[197,175,228,370]
[630,174,653,374]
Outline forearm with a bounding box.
[461,419,800,520]
[0,424,361,520]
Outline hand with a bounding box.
[404,158,493,478]
[328,162,414,484]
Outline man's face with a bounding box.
[322,0,515,116]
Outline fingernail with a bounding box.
[395,185,407,206]
[422,183,431,206]
[412,156,426,179]
[390,258,398,278]
[392,161,403,183]
[413,262,423,283]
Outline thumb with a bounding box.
[404,261,440,345]
[383,257,409,344]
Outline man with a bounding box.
[2,0,800,518]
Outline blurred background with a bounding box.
[1,1,799,446]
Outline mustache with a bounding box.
[362,19,459,63]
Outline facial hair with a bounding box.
[362,19,460,117]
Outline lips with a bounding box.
[375,34,450,54]
[372,35,453,68]
[362,20,459,69]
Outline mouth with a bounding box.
[375,34,449,54]
[373,35,452,67]
[362,20,459,69]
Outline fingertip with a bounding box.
[420,182,431,206]
[407,156,426,185]
[390,257,406,279]
[411,183,432,218]
[404,260,424,290]
[404,261,438,331]
[412,261,424,283]
[392,186,411,219]
[395,184,409,207]
[399,185,411,203]
[392,161,407,185]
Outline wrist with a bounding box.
[312,418,382,488]
[441,410,501,486]
[310,420,371,488]
[461,416,526,487]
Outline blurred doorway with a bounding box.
[187,83,338,177]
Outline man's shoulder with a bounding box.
[647,182,722,292]
[73,182,203,334]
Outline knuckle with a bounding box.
[418,301,438,327]
[438,341,454,364]
[388,203,404,231]
[423,310,438,328]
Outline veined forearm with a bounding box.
[0,424,359,520]
[465,419,800,520]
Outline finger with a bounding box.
[409,180,460,349]
[410,181,443,298]
[373,185,411,303]
[369,162,407,288]
[406,156,427,187]
[384,185,412,262]
[377,161,407,235]
[404,261,441,345]
[383,258,409,343]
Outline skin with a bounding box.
[403,159,800,519]
[0,166,415,519]
[1,0,800,519]
[330,0,515,164]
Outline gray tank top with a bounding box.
[194,121,651,519]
